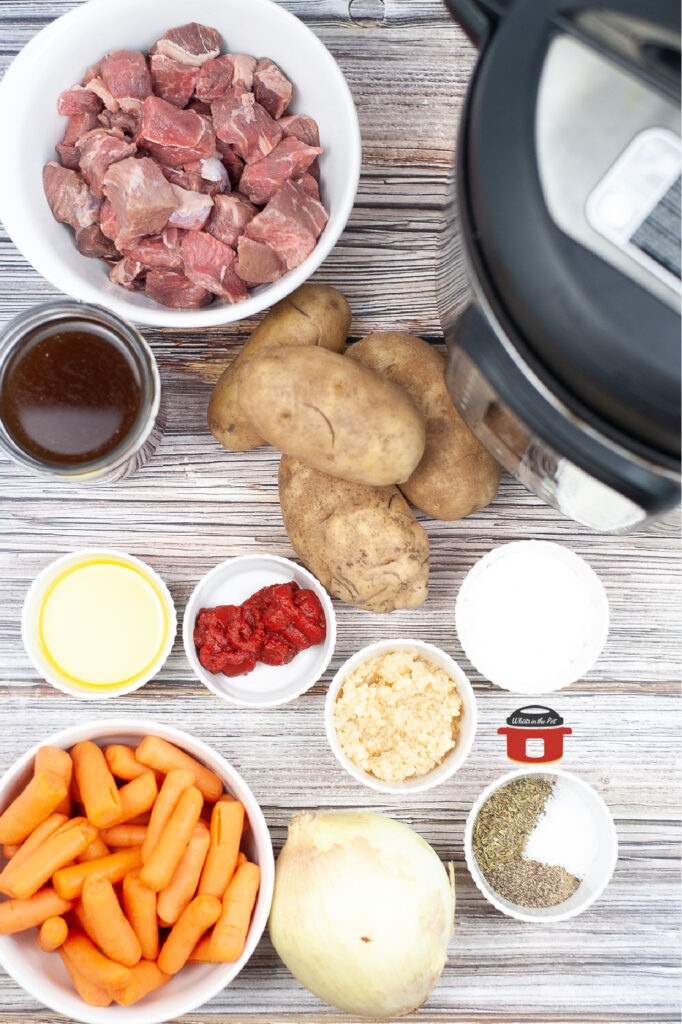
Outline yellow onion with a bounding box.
[268,810,455,1018]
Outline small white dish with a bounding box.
[0,717,275,1024]
[0,0,361,328]
[464,767,618,923]
[183,554,336,707]
[22,549,176,701]
[455,541,609,694]
[325,639,477,794]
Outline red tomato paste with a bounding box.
[194,580,326,677]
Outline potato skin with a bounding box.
[278,456,429,613]
[348,332,501,520]
[239,346,426,486]
[207,284,351,452]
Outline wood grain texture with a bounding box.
[0,1,679,1023]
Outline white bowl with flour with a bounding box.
[455,541,609,694]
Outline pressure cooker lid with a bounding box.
[506,705,564,727]
[463,0,681,461]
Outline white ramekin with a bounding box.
[325,638,477,794]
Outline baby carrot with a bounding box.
[122,870,158,961]
[210,862,261,962]
[114,960,170,1006]
[106,772,158,827]
[157,821,210,926]
[37,915,68,952]
[2,844,20,860]
[198,799,244,899]
[62,930,132,991]
[2,818,98,900]
[34,747,72,816]
[80,873,142,967]
[53,846,142,900]
[136,736,222,803]
[76,837,110,863]
[0,771,69,845]
[188,934,221,962]
[237,851,247,868]
[71,742,122,829]
[101,824,147,848]
[59,947,112,1007]
[104,745,149,782]
[157,894,221,975]
[141,769,193,862]
[139,787,203,892]
[0,813,68,885]
[0,887,72,934]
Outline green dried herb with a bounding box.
[486,860,580,908]
[472,777,553,875]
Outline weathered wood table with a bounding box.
[0,1,680,1022]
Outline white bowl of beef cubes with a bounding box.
[0,0,361,326]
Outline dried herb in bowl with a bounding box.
[472,777,581,909]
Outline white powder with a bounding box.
[524,779,597,878]
[455,541,608,693]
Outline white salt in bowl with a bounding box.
[455,541,609,694]
[464,767,618,923]
[0,0,361,327]
[325,639,477,794]
[0,718,275,1024]
[183,554,336,707]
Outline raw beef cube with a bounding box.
[145,268,213,308]
[247,178,328,270]
[235,236,285,284]
[279,114,320,148]
[211,88,282,164]
[75,223,119,260]
[42,162,100,230]
[180,230,249,303]
[295,173,320,200]
[186,98,212,116]
[167,184,214,229]
[83,60,103,84]
[149,54,199,108]
[136,95,216,166]
[207,193,257,246]
[152,23,222,67]
[58,86,103,116]
[253,58,292,120]
[102,156,177,246]
[226,55,257,90]
[85,77,120,112]
[196,56,234,102]
[99,198,119,239]
[109,257,145,290]
[101,51,152,105]
[98,108,139,136]
[56,111,100,169]
[239,136,322,204]
[77,129,137,198]
[122,231,184,268]
[216,139,244,187]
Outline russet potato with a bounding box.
[348,332,501,519]
[207,284,351,452]
[278,456,429,613]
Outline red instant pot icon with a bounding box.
[497,706,572,764]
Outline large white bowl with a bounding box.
[0,0,361,327]
[464,767,618,923]
[0,719,275,1024]
[183,554,336,707]
[325,639,477,794]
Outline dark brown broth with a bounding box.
[0,321,143,467]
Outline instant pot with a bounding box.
[439,0,681,532]
[497,706,573,763]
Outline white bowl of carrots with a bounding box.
[0,719,274,1024]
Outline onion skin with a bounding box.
[268,810,455,1019]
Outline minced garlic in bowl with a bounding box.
[332,648,463,782]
